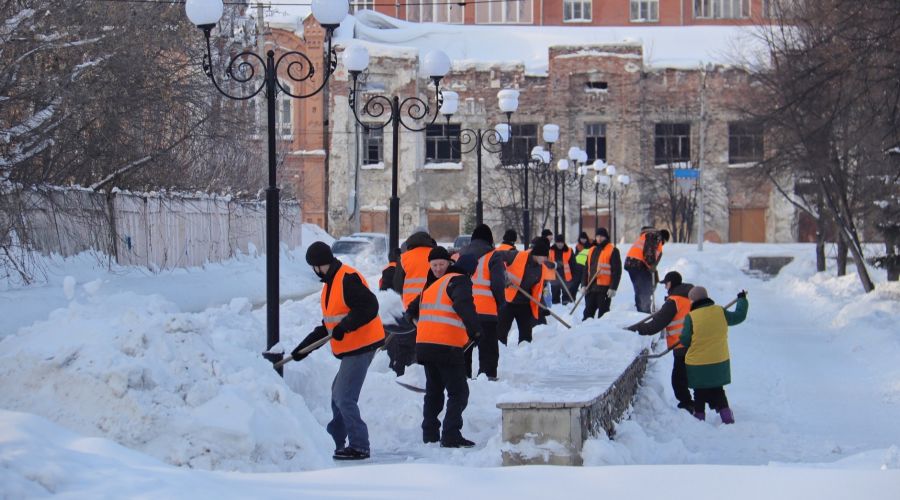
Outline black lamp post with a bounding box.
[343,44,450,252]
[186,0,346,374]
[561,147,588,241]
[595,164,631,243]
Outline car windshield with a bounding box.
[331,241,372,254]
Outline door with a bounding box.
[729,208,766,242]
[427,211,460,243]
[359,210,388,234]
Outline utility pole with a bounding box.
[697,66,708,251]
[256,3,266,60]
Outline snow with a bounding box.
[1,234,900,497]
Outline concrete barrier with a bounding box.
[497,347,651,466]
[747,256,794,278]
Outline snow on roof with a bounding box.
[348,10,769,76]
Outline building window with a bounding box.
[564,0,591,22]
[630,0,659,22]
[349,0,374,14]
[585,81,608,92]
[279,97,292,138]
[425,124,461,163]
[694,0,750,19]
[362,126,383,165]
[408,0,464,23]
[476,0,533,24]
[654,123,691,165]
[585,123,607,163]
[508,123,538,163]
[728,122,764,164]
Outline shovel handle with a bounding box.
[569,265,602,315]
[273,334,333,369]
[508,281,572,329]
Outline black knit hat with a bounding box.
[660,229,671,242]
[595,227,609,239]
[579,232,590,242]
[530,238,550,257]
[541,229,553,238]
[305,241,333,266]
[502,229,518,243]
[662,271,682,286]
[428,246,451,262]
[554,234,565,243]
[471,224,494,245]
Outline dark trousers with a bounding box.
[672,350,693,408]
[465,319,499,378]
[582,287,611,320]
[497,303,534,344]
[550,281,573,304]
[627,266,654,313]
[422,361,469,441]
[693,387,729,414]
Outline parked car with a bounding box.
[448,235,471,256]
[331,233,388,267]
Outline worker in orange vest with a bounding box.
[627,271,695,412]
[497,229,517,251]
[497,237,549,344]
[581,227,622,321]
[624,227,670,313]
[406,249,482,448]
[289,242,385,461]
[379,247,401,291]
[393,231,436,309]
[549,234,576,305]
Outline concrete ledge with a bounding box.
[747,256,794,277]
[498,347,650,466]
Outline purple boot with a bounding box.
[719,407,735,424]
[693,411,706,421]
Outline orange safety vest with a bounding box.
[504,251,544,319]
[472,250,500,317]
[400,247,432,308]
[626,233,663,267]
[587,243,615,286]
[665,295,692,349]
[321,264,385,356]
[497,243,515,251]
[549,247,573,281]
[378,262,396,289]
[416,273,469,348]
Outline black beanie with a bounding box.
[428,246,451,262]
[502,229,517,243]
[471,224,494,245]
[554,234,565,243]
[662,271,682,286]
[541,229,553,238]
[579,232,590,241]
[305,241,333,266]
[531,238,550,257]
[595,227,609,239]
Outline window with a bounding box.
[350,0,374,14]
[585,123,607,163]
[408,0,464,23]
[694,0,750,19]
[508,123,538,163]
[564,0,591,22]
[476,0,533,24]
[630,0,659,22]
[425,124,461,163]
[278,96,292,138]
[362,126,383,165]
[728,122,764,164]
[654,123,691,165]
[585,81,608,92]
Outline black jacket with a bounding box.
[297,258,383,358]
[583,241,622,291]
[379,263,397,292]
[549,244,576,282]
[408,264,483,365]
[393,231,435,295]
[498,250,544,306]
[458,238,507,321]
[632,282,694,336]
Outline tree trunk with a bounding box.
[836,233,848,276]
[885,232,899,282]
[815,214,827,272]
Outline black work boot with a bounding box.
[333,447,370,460]
[440,436,475,448]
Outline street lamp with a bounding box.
[186,0,347,374]
[562,147,588,241]
[542,124,560,234]
[345,45,450,253]
[440,90,515,226]
[595,163,630,243]
[527,144,552,244]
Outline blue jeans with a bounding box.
[327,349,375,452]
[627,266,654,313]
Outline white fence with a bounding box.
[7,187,302,270]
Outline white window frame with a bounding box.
[630,0,659,22]
[407,0,464,24]
[694,0,750,19]
[349,0,374,14]
[563,0,592,23]
[475,0,533,24]
[278,80,293,139]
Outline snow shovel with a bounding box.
[638,297,741,359]
[273,334,333,369]
[394,339,478,394]
[554,267,577,304]
[377,321,418,353]
[568,265,603,315]
[508,281,572,329]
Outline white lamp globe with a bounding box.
[543,124,560,143]
[531,146,545,157]
[497,89,520,113]
[343,44,369,73]
[606,164,617,176]
[578,149,589,164]
[598,175,611,185]
[495,123,510,143]
[440,91,459,116]
[557,159,570,171]
[423,50,451,78]
[592,159,606,171]
[312,0,349,26]
[568,147,580,161]
[185,0,223,27]
[540,151,551,164]
[618,174,631,185]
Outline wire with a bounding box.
[85,0,522,7]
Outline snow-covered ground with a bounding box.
[1,235,899,498]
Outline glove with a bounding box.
[607,288,617,299]
[545,261,557,270]
[737,290,748,299]
[331,324,347,341]
[290,343,311,362]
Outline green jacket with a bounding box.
[680,296,749,389]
